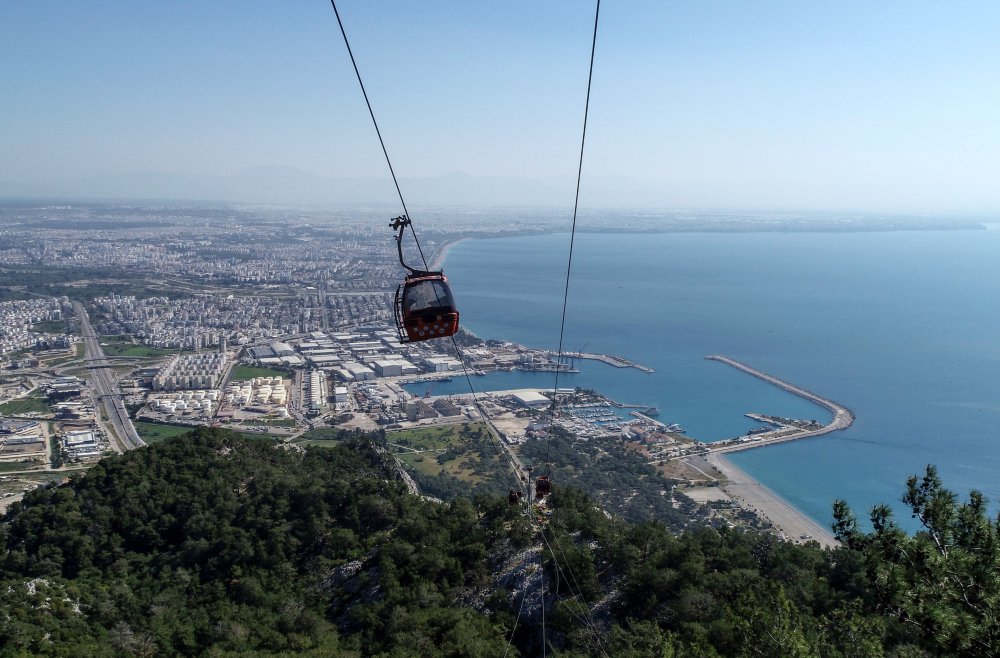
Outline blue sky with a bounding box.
[3,1,999,212]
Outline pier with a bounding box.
[550,351,655,373]
[703,355,854,454]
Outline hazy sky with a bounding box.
[3,1,999,212]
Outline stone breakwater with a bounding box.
[704,355,854,454]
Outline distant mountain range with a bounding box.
[0,166,670,207]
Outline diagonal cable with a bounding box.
[328,0,429,270]
[547,0,601,462]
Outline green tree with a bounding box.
[833,465,1000,657]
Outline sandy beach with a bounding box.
[429,237,469,271]
[697,453,839,548]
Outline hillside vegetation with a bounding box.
[0,429,996,656]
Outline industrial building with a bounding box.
[406,400,437,421]
[271,341,295,356]
[62,429,103,461]
[432,399,461,417]
[510,390,551,409]
[305,370,327,414]
[422,356,462,372]
[341,362,375,382]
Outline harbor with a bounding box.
[671,356,851,547]
[702,355,855,454]
[545,350,655,373]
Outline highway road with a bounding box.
[73,302,145,451]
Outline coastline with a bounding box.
[429,237,469,271]
[439,235,838,547]
[703,452,839,548]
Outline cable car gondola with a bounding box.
[390,215,459,343]
[535,474,552,499]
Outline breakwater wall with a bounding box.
[705,355,854,453]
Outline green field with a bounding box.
[260,418,298,427]
[99,335,133,346]
[391,422,493,484]
[236,431,283,442]
[388,423,487,451]
[0,461,39,473]
[0,393,52,416]
[134,421,282,444]
[231,365,290,381]
[134,421,196,443]
[294,439,342,448]
[40,343,86,367]
[102,344,178,357]
[31,319,67,333]
[296,427,344,442]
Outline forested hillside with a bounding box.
[0,429,996,656]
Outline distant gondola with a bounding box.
[535,475,552,498]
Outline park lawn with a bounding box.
[0,393,52,416]
[230,365,289,381]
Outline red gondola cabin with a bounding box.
[390,214,460,343]
[395,272,459,343]
[535,475,552,498]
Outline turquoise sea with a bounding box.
[424,227,1000,532]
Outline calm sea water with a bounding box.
[427,227,1000,532]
